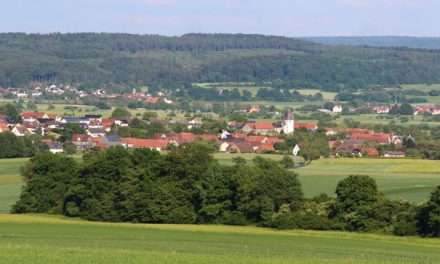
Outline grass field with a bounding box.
[0,214,438,263]
[298,158,440,203]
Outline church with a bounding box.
[282,110,295,134]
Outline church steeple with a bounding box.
[283,108,295,134]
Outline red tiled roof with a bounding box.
[256,144,275,153]
[350,134,389,143]
[22,112,46,119]
[232,133,248,139]
[0,123,10,132]
[362,148,379,156]
[247,135,267,143]
[251,122,274,130]
[197,134,219,141]
[72,134,90,142]
[266,137,284,145]
[295,122,317,129]
[123,138,169,148]
[41,139,53,143]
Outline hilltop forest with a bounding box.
[2,33,440,90]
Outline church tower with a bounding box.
[283,109,294,134]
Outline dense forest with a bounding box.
[2,33,440,90]
[305,36,440,50]
[13,144,440,237]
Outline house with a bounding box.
[11,125,29,136]
[292,144,301,156]
[85,114,102,122]
[102,135,122,148]
[227,142,254,153]
[248,106,261,114]
[362,148,379,156]
[61,117,89,124]
[349,133,389,144]
[333,104,343,113]
[46,142,64,154]
[0,123,10,133]
[71,134,93,150]
[294,122,318,131]
[242,122,275,135]
[383,151,405,158]
[22,112,48,123]
[219,142,230,152]
[256,144,275,153]
[247,136,267,144]
[87,128,107,137]
[122,138,169,151]
[373,106,390,114]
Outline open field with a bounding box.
[0,214,439,263]
[298,158,440,203]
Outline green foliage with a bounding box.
[3,33,440,88]
[0,103,22,123]
[12,153,78,214]
[0,132,48,158]
[417,186,440,237]
[333,175,379,215]
[111,107,131,119]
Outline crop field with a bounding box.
[297,158,440,203]
[33,103,176,119]
[0,214,438,264]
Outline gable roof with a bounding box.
[104,135,121,142]
[229,142,254,153]
[295,122,318,130]
[247,135,267,143]
[72,134,90,142]
[250,122,274,130]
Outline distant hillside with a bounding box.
[2,33,440,90]
[304,36,440,50]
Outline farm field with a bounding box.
[0,214,439,264]
[297,158,440,203]
[33,103,175,119]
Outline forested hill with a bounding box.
[2,33,440,90]
[304,36,440,50]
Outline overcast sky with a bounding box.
[1,0,439,36]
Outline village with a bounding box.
[0,104,414,160]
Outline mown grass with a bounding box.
[0,214,438,264]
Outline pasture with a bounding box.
[0,214,439,263]
[298,158,440,203]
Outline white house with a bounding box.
[333,104,343,113]
[292,144,301,156]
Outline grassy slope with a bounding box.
[0,214,439,264]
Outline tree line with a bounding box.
[13,144,440,237]
[3,33,440,89]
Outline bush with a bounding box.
[270,212,345,231]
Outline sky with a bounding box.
[1,0,439,37]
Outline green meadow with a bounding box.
[0,214,439,264]
[298,158,440,203]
